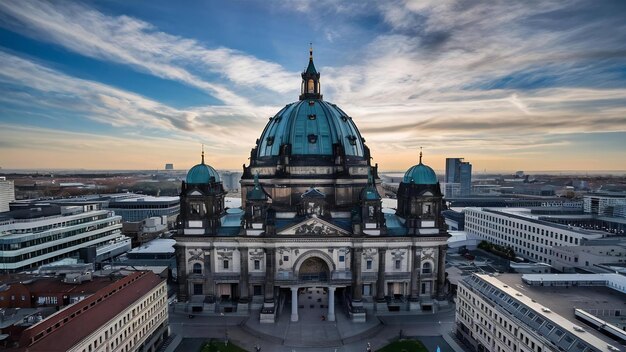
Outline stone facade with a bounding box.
[174,51,449,322]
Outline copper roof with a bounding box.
[19,271,164,351]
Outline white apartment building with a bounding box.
[0,177,15,212]
[456,273,624,352]
[464,208,603,265]
[0,204,124,272]
[551,239,626,272]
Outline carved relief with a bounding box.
[391,249,406,261]
[294,222,338,235]
[279,217,349,236]
[421,247,435,261]
[363,248,377,260]
[249,249,265,261]
[216,248,233,261]
[187,248,204,262]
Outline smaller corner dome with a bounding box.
[403,163,438,185]
[186,163,220,184]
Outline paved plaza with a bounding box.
[169,300,464,352]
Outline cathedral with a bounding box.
[174,49,449,323]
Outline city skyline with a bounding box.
[1,1,625,172]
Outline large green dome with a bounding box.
[403,162,438,185]
[256,100,365,158]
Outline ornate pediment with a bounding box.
[188,190,203,196]
[278,216,350,236]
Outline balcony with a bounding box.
[274,270,352,285]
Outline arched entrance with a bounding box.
[298,257,330,282]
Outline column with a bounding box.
[376,248,386,301]
[264,248,275,302]
[204,248,215,297]
[352,247,363,301]
[175,244,188,301]
[436,245,447,299]
[239,247,249,300]
[409,246,420,299]
[328,286,336,321]
[290,287,299,322]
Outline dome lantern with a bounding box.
[299,44,322,100]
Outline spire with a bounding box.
[247,171,268,201]
[201,144,205,164]
[361,166,381,201]
[419,146,423,164]
[305,43,318,75]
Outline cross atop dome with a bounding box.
[300,44,322,100]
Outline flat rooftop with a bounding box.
[110,195,179,203]
[128,238,176,254]
[478,273,626,351]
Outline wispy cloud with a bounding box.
[0,0,296,105]
[0,0,625,171]
[0,51,272,155]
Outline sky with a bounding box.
[0,0,625,173]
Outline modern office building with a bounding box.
[175,51,450,323]
[584,193,626,218]
[445,158,472,196]
[456,273,626,352]
[107,196,180,224]
[442,182,461,198]
[464,207,604,265]
[0,204,125,272]
[0,177,16,213]
[15,271,169,352]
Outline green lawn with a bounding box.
[377,339,429,352]
[200,339,248,352]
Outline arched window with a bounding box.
[192,263,202,274]
[422,261,432,274]
[307,79,315,93]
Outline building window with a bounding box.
[223,260,229,269]
[395,260,401,270]
[193,284,203,295]
[366,260,372,270]
[421,282,431,295]
[283,256,289,262]
[192,263,202,274]
[253,285,262,296]
[363,284,372,296]
[254,260,260,270]
[422,262,432,274]
[339,255,345,262]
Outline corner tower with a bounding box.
[396,149,446,236]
